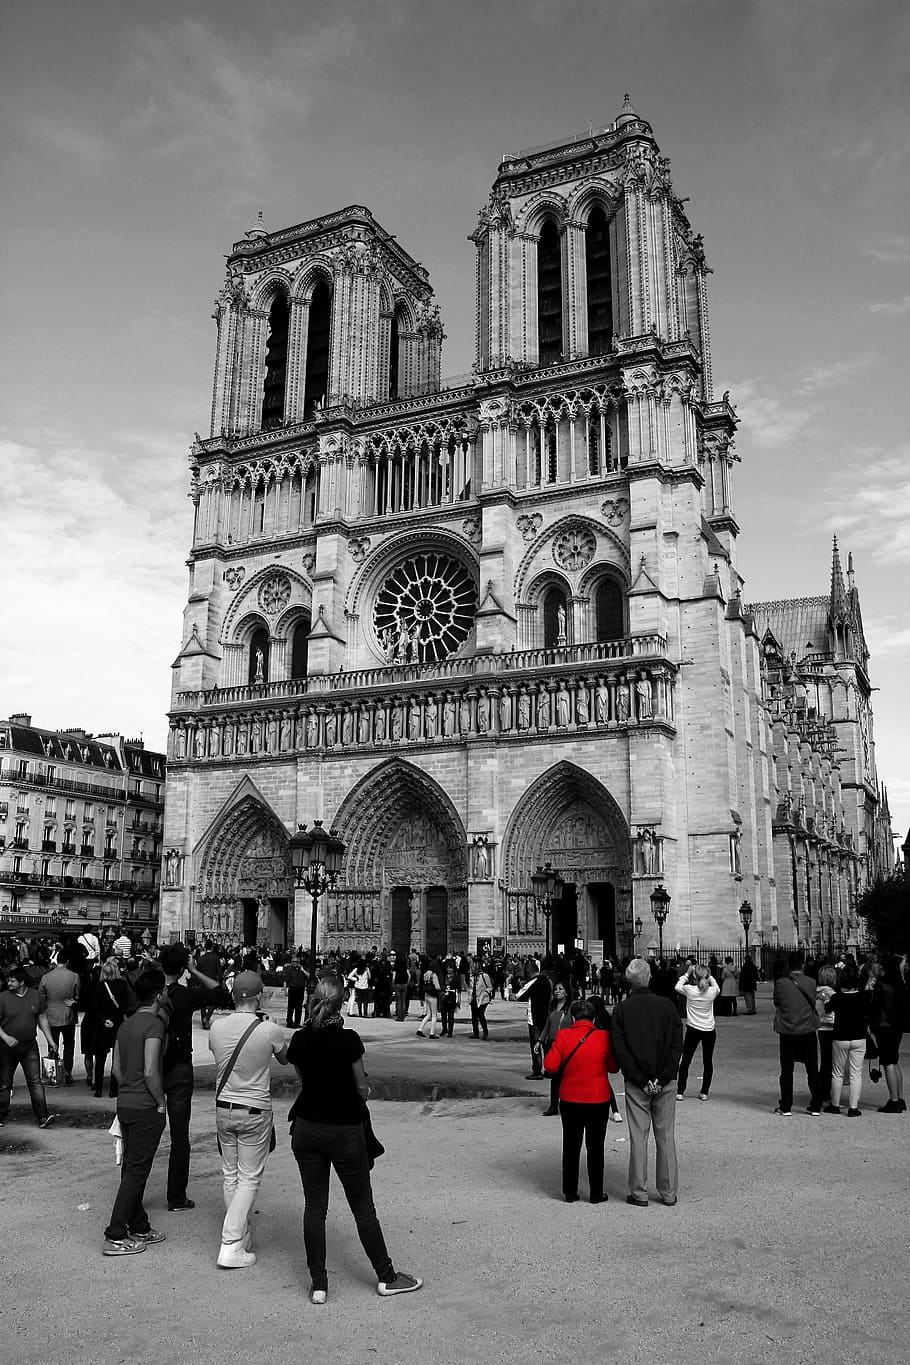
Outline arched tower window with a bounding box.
[543,586,568,648]
[595,579,624,642]
[585,205,613,355]
[291,618,311,679]
[304,280,332,419]
[260,292,289,430]
[537,217,563,367]
[388,308,401,399]
[248,627,270,685]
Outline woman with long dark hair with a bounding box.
[287,977,422,1304]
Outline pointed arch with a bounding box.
[194,778,293,935]
[500,761,631,888]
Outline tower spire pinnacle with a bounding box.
[829,534,847,625]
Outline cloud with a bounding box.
[862,620,910,659]
[9,113,113,170]
[824,448,910,565]
[122,16,360,179]
[865,294,910,317]
[864,235,910,265]
[795,355,874,395]
[729,378,817,450]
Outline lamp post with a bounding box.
[738,899,753,961]
[530,862,564,960]
[289,820,346,997]
[634,916,643,955]
[649,883,671,963]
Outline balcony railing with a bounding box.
[11,838,29,850]
[0,766,127,801]
[41,840,57,852]
[174,636,669,711]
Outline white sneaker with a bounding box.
[611,1111,624,1123]
[217,1243,257,1269]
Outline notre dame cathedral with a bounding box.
[160,97,893,960]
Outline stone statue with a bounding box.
[517,690,531,730]
[236,726,248,756]
[408,699,421,740]
[223,725,234,756]
[638,827,655,876]
[476,694,489,734]
[176,728,187,759]
[374,708,387,741]
[210,725,221,757]
[407,621,421,664]
[556,603,567,644]
[499,691,512,732]
[250,719,261,752]
[443,697,457,737]
[165,849,179,886]
[616,683,630,723]
[731,826,743,876]
[254,648,265,685]
[325,711,337,746]
[306,713,318,748]
[459,696,472,734]
[359,710,371,744]
[473,839,489,879]
[342,710,354,746]
[576,686,590,725]
[536,686,551,730]
[425,701,438,739]
[594,681,609,724]
[391,705,403,742]
[280,715,291,750]
[194,728,206,758]
[556,686,571,728]
[636,677,653,720]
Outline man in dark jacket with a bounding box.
[772,954,823,1115]
[739,955,759,1015]
[515,963,552,1079]
[611,957,683,1207]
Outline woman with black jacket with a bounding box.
[824,964,871,1116]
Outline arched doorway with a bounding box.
[195,785,294,948]
[329,760,468,956]
[500,762,632,958]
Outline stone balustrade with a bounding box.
[169,653,675,762]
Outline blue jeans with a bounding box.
[0,1039,49,1122]
[105,1106,166,1240]
[291,1118,393,1292]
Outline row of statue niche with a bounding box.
[175,674,659,758]
[198,902,236,933]
[379,614,422,665]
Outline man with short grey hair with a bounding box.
[611,958,683,1207]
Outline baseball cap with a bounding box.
[232,970,264,1000]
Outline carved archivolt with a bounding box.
[514,513,629,601]
[222,563,312,644]
[500,760,632,888]
[194,789,293,934]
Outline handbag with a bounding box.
[214,1018,277,1154]
[41,1054,63,1086]
[362,1107,385,1169]
[552,1026,595,1094]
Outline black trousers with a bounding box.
[559,1100,610,1198]
[470,1000,489,1038]
[286,988,305,1028]
[440,995,456,1036]
[105,1106,166,1240]
[677,1027,717,1096]
[778,1033,822,1112]
[163,1061,194,1204]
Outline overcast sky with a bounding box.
[1,0,908,841]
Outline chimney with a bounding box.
[8,712,32,727]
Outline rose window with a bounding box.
[373,554,476,663]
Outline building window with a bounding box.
[45,797,56,816]
[304,279,332,419]
[537,218,563,367]
[543,587,568,648]
[65,800,75,818]
[17,760,28,779]
[41,858,51,879]
[585,204,613,355]
[545,418,558,484]
[46,765,56,781]
[291,618,311,680]
[388,308,400,399]
[248,627,270,685]
[595,579,624,642]
[84,803,93,819]
[260,292,289,430]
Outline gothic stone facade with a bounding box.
[161,99,889,959]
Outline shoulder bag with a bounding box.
[215,1018,277,1154]
[552,1026,596,1095]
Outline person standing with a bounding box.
[675,965,720,1101]
[719,958,740,1017]
[469,959,494,1039]
[814,965,838,1108]
[0,964,56,1128]
[824,963,871,1117]
[867,958,905,1114]
[416,960,441,1038]
[102,968,168,1256]
[197,940,224,1029]
[283,958,308,1029]
[158,943,231,1213]
[393,953,411,1022]
[610,958,683,1208]
[538,981,573,1115]
[772,955,824,1116]
[87,958,129,1098]
[208,971,288,1269]
[516,963,552,1079]
[37,954,81,1085]
[288,977,422,1303]
[112,929,133,959]
[739,955,759,1015]
[543,997,619,1203]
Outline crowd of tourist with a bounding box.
[0,927,905,1300]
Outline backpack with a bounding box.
[423,970,438,998]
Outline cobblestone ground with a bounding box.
[2,988,906,1365]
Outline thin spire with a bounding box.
[829,534,847,624]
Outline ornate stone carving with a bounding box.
[349,536,371,564]
[553,526,596,571]
[258,572,291,615]
[601,498,629,526]
[301,552,316,577]
[224,566,246,589]
[517,513,543,543]
[462,516,481,545]
[374,553,476,664]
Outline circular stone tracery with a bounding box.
[373,553,476,664]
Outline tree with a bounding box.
[856,871,910,955]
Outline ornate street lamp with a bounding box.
[290,820,346,997]
[739,899,753,960]
[649,883,671,962]
[634,916,643,954]
[531,861,563,959]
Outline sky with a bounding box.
[1,0,908,841]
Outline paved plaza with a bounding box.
[2,987,906,1365]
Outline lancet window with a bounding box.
[364,426,474,517]
[304,280,332,418]
[248,627,270,685]
[516,387,624,490]
[537,217,563,367]
[585,205,613,356]
[543,587,568,648]
[291,618,311,679]
[595,579,625,642]
[260,292,289,430]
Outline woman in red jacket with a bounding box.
[544,997,619,1204]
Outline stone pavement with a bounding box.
[2,987,907,1365]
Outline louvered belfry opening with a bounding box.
[388,308,400,399]
[260,292,289,430]
[304,280,332,418]
[585,205,613,355]
[537,217,563,367]
[596,579,624,641]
